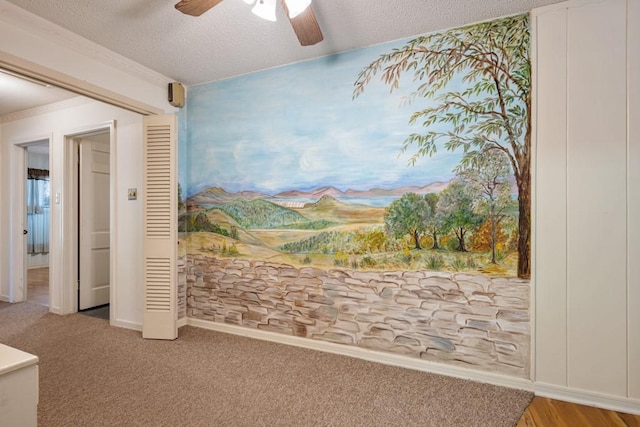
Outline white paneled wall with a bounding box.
[534,0,640,411]
[628,0,640,401]
[534,6,568,386]
[565,0,627,396]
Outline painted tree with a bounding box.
[469,219,507,253]
[457,150,515,264]
[354,14,531,278]
[385,193,430,249]
[178,183,185,212]
[436,181,483,252]
[424,193,443,249]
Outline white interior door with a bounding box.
[79,138,110,310]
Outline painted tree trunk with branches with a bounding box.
[354,14,531,278]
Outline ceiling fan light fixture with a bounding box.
[284,0,311,18]
[251,0,277,21]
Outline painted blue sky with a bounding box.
[182,36,465,196]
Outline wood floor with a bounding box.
[27,266,49,306]
[517,397,640,426]
[20,267,640,425]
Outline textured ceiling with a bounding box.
[4,0,564,86]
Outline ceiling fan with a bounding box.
[175,0,324,46]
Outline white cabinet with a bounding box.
[0,344,39,426]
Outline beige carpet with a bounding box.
[0,301,532,426]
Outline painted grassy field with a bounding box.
[181,195,518,276]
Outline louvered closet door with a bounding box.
[142,114,177,340]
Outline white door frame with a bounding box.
[60,121,116,318]
[8,135,52,304]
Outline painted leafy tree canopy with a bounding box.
[354,14,531,278]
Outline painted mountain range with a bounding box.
[187,181,450,206]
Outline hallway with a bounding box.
[27,267,48,306]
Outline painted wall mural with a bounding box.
[181,14,531,378]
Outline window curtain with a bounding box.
[27,168,50,254]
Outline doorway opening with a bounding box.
[1,55,162,330]
[8,120,118,320]
[24,140,51,307]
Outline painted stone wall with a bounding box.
[187,255,529,377]
[178,254,187,319]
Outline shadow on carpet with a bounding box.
[80,304,110,320]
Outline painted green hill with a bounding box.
[214,199,310,229]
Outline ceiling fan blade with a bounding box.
[175,0,224,16]
[280,1,323,46]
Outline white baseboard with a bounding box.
[48,305,62,315]
[111,318,142,332]
[536,382,640,415]
[110,318,184,332]
[186,317,534,392]
[0,295,9,302]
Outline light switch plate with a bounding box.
[128,188,137,200]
